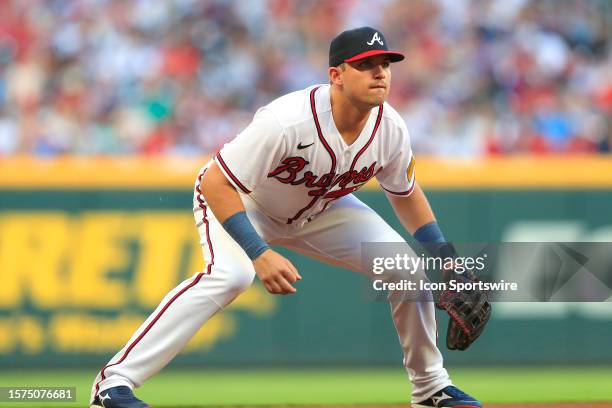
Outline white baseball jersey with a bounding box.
[91,84,452,406]
[214,84,416,225]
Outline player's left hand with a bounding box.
[436,270,492,350]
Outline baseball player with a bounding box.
[90,27,486,408]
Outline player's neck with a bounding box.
[330,87,372,146]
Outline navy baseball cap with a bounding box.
[329,26,405,67]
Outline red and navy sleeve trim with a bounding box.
[381,181,416,196]
[215,152,252,194]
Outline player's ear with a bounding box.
[328,66,343,86]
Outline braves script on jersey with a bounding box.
[214,84,416,225]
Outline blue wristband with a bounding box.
[222,211,270,261]
[413,221,453,259]
[413,221,446,244]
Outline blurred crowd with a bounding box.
[0,0,610,157]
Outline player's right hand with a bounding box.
[253,249,302,295]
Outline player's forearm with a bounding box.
[200,162,270,261]
[200,162,247,223]
[386,183,436,234]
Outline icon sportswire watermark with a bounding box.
[362,242,612,302]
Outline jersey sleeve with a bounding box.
[376,126,416,196]
[214,108,286,193]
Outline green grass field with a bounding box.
[1,367,611,407]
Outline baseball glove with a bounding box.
[436,270,492,351]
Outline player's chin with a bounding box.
[365,91,387,106]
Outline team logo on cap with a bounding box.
[366,32,384,46]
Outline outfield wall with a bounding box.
[1,157,612,367]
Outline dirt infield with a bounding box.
[482,405,612,408]
[299,405,612,408]
[483,405,612,408]
[346,402,612,408]
[359,405,611,408]
[237,404,612,408]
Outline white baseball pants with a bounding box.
[91,188,451,403]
